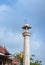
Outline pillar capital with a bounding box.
[22,32,30,37]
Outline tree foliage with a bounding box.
[30,55,42,65]
[13,53,42,65]
[13,53,23,65]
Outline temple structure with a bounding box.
[0,45,20,65]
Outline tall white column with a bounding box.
[23,32,30,65]
[22,23,31,65]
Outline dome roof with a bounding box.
[24,23,29,27]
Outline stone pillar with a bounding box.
[22,23,31,65]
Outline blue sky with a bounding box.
[0,0,45,65]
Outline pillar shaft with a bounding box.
[23,32,30,65]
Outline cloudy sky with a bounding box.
[0,0,45,65]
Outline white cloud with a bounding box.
[0,27,23,54]
[0,27,22,44]
[0,5,11,12]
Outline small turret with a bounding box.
[22,23,31,32]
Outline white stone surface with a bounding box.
[23,35,30,65]
[22,23,31,65]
